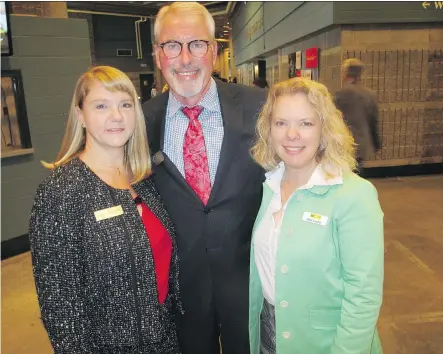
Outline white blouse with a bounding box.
[253,162,343,305]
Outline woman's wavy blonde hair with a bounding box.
[42,66,151,184]
[251,77,357,177]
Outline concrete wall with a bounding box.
[230,0,442,167]
[92,15,154,73]
[340,23,443,166]
[231,1,441,66]
[333,1,443,24]
[69,12,156,97]
[232,2,334,65]
[1,15,91,242]
[68,13,157,97]
[341,23,443,51]
[318,46,343,95]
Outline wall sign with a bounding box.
[247,15,264,40]
[305,47,319,69]
[422,1,443,9]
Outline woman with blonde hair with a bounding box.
[29,66,181,353]
[249,78,384,354]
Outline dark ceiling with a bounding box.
[67,1,235,40]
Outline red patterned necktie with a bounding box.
[182,106,212,204]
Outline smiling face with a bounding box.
[270,93,322,174]
[77,80,136,152]
[154,12,217,106]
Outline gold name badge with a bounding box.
[94,205,124,221]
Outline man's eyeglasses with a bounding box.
[158,40,212,59]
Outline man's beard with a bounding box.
[170,68,205,98]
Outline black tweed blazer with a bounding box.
[29,157,181,354]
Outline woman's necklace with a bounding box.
[89,158,126,175]
[85,158,128,179]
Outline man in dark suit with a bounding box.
[334,58,381,174]
[142,2,267,354]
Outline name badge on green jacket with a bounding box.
[302,211,328,226]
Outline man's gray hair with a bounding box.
[154,2,215,42]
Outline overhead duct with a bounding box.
[134,16,148,59]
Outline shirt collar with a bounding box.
[264,161,343,194]
[167,78,219,118]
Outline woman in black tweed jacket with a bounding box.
[29,66,181,354]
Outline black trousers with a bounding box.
[260,299,276,354]
[177,301,249,354]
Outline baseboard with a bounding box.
[362,163,443,179]
[1,234,30,260]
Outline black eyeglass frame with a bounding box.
[157,40,213,59]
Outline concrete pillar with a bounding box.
[150,18,164,89]
[214,54,222,75]
[222,48,230,79]
[278,48,289,82]
[229,39,238,81]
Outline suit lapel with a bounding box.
[147,92,202,204]
[147,92,168,153]
[147,82,245,205]
[208,81,244,204]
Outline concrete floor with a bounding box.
[2,174,443,354]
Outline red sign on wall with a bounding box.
[305,47,319,69]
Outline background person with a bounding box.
[253,77,269,89]
[334,58,381,174]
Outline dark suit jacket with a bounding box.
[142,81,267,321]
[334,83,381,160]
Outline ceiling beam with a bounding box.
[67,9,153,18]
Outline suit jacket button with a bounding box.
[204,207,212,214]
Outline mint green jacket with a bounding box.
[249,172,384,354]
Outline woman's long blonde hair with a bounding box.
[42,66,151,184]
[250,78,357,177]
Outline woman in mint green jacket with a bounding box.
[249,78,384,354]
